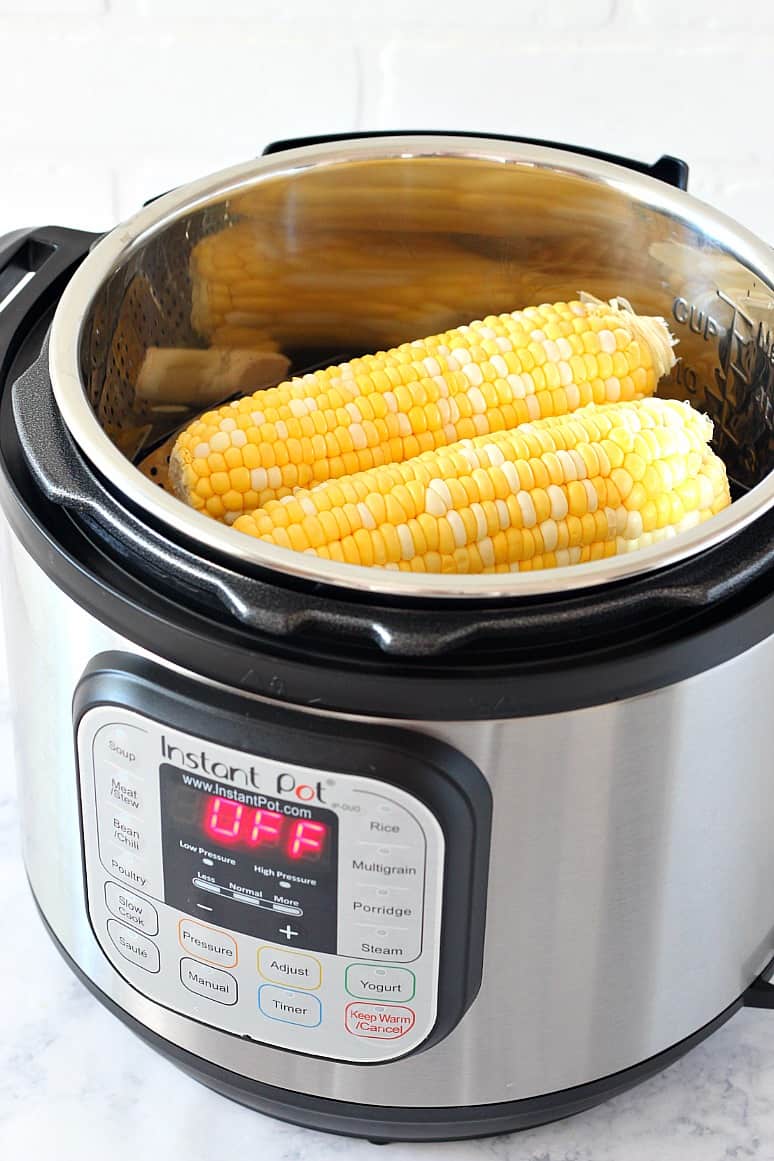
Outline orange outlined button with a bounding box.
[258,946,321,990]
[344,1002,416,1040]
[178,918,238,967]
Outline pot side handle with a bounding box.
[0,227,99,388]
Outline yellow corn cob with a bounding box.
[232,399,730,574]
[170,298,676,524]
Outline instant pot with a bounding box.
[1,133,773,1142]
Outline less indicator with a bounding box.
[203,795,328,862]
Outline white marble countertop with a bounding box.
[3,641,774,1161]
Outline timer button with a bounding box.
[258,947,322,990]
[180,958,238,1006]
[178,918,238,968]
[104,882,158,936]
[345,1002,416,1040]
[258,985,322,1027]
[107,919,160,973]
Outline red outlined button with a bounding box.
[344,1002,416,1039]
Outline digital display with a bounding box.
[159,763,338,951]
[202,795,329,861]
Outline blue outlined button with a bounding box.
[258,984,322,1027]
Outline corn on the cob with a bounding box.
[170,298,676,523]
[232,399,730,573]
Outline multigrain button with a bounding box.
[258,985,322,1027]
[178,918,238,967]
[345,1002,416,1039]
[104,882,158,935]
[180,958,237,1005]
[258,947,321,990]
[348,845,423,883]
[345,963,415,1002]
[107,919,160,973]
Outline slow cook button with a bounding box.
[104,882,158,935]
[180,958,238,1006]
[258,985,322,1027]
[107,919,160,973]
[258,947,321,990]
[345,1002,416,1040]
[178,919,238,967]
[345,963,415,1002]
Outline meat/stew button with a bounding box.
[344,1002,416,1039]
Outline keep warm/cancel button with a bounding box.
[345,1002,416,1039]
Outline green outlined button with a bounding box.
[345,962,416,1002]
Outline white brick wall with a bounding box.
[1,0,772,243]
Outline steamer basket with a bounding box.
[48,136,774,599]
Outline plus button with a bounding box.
[278,925,298,941]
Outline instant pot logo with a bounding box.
[160,736,326,802]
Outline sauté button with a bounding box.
[178,918,238,967]
[258,947,321,990]
[180,958,238,1005]
[107,919,160,973]
[104,882,158,936]
[345,1002,416,1039]
[345,963,415,1002]
[258,985,322,1027]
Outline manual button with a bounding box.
[107,918,160,973]
[104,882,158,935]
[180,958,237,1005]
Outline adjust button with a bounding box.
[178,919,238,967]
[104,882,158,935]
[345,1002,416,1040]
[258,947,321,990]
[258,985,322,1027]
[180,958,238,1005]
[107,919,160,973]
[345,963,415,1002]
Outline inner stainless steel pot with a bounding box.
[49,136,774,598]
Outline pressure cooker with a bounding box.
[1,133,773,1142]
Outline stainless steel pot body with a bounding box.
[6,525,774,1108]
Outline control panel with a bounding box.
[77,705,445,1063]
